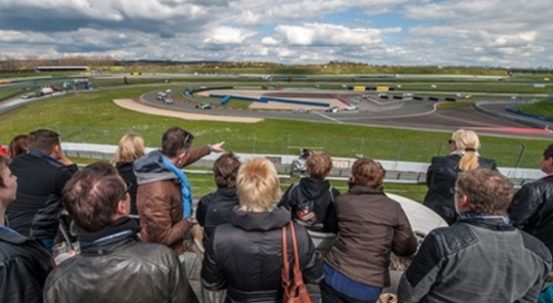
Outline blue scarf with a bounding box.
[161,156,193,218]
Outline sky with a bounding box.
[0,0,551,67]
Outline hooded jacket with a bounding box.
[134,146,210,254]
[278,177,340,233]
[201,207,323,303]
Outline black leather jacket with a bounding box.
[509,175,553,255]
[423,154,497,224]
[201,207,323,303]
[0,227,54,303]
[195,187,240,247]
[44,219,196,303]
[398,217,552,303]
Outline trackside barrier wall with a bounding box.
[259,97,329,107]
[505,108,553,123]
[220,95,232,105]
[474,101,549,130]
[60,143,545,188]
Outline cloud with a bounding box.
[0,0,551,66]
[267,23,401,46]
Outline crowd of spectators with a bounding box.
[1,127,553,303]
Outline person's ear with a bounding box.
[176,151,187,166]
[458,193,469,209]
[52,144,61,158]
[116,199,130,216]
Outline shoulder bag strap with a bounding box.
[289,223,305,284]
[281,225,291,286]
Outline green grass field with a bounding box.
[0,84,549,170]
[515,99,553,118]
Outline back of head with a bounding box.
[112,133,145,164]
[306,151,333,180]
[9,134,29,158]
[84,161,118,177]
[213,152,241,188]
[28,129,60,154]
[543,143,553,160]
[351,157,386,188]
[452,129,480,171]
[236,157,281,211]
[161,127,194,158]
[456,169,513,216]
[62,169,126,232]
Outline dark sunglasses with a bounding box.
[448,140,455,144]
[124,181,134,193]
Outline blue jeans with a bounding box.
[320,281,378,303]
[41,238,55,254]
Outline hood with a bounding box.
[299,177,332,199]
[133,150,177,185]
[231,206,290,232]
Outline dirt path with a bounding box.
[113,99,263,123]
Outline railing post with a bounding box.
[436,142,444,156]
[396,139,403,161]
[515,144,527,168]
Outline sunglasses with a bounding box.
[448,140,455,144]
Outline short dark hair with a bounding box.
[351,157,386,188]
[543,143,553,159]
[161,127,194,158]
[62,170,126,232]
[213,152,240,188]
[0,155,9,188]
[83,162,118,177]
[28,129,60,154]
[456,169,514,216]
[8,134,29,158]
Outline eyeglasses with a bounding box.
[183,131,194,149]
[124,181,134,193]
[448,140,455,144]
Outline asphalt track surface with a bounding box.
[141,89,553,139]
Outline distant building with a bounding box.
[35,66,89,72]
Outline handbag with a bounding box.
[282,222,312,303]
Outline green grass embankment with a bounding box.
[514,99,553,118]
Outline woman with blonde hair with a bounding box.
[111,133,145,217]
[201,157,323,303]
[423,129,497,224]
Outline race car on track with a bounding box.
[195,103,212,110]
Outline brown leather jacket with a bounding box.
[134,146,210,255]
[325,186,417,288]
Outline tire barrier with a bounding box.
[444,97,456,102]
[428,97,440,101]
[413,96,424,101]
[393,95,403,100]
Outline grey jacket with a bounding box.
[398,217,552,303]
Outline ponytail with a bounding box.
[458,150,479,171]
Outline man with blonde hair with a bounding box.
[202,157,322,303]
[279,151,340,233]
[399,169,551,303]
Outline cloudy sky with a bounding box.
[0,0,551,67]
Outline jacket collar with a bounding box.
[0,226,28,244]
[231,206,290,231]
[457,216,515,231]
[216,187,238,197]
[133,150,177,185]
[79,218,141,255]
[348,185,385,195]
